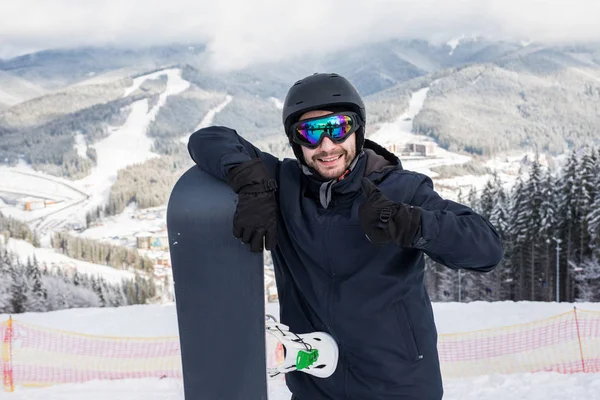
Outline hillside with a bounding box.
[412,45,600,155]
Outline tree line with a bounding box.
[0,212,40,247]
[51,232,155,273]
[425,147,600,303]
[0,240,156,314]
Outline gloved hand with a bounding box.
[359,178,422,247]
[226,158,278,252]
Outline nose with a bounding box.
[318,136,337,152]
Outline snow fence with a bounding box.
[1,308,599,392]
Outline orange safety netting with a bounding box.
[1,308,599,392]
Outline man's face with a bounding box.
[299,110,357,180]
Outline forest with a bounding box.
[425,147,600,303]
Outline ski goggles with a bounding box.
[290,111,362,149]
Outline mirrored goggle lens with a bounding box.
[296,114,354,145]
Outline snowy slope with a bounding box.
[0,71,47,108]
[1,68,191,233]
[2,301,600,400]
[6,301,600,337]
[368,87,471,177]
[367,86,525,200]
[3,237,134,284]
[179,94,233,144]
[73,69,190,224]
[5,373,599,400]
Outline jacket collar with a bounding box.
[300,139,402,208]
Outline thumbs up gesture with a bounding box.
[359,178,422,247]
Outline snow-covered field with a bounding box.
[2,301,600,399]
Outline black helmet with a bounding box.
[282,73,366,164]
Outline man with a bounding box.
[188,72,503,400]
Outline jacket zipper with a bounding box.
[399,300,424,361]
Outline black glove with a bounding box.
[226,158,278,253]
[359,178,422,247]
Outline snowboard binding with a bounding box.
[265,315,339,379]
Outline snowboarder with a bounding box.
[187,72,504,400]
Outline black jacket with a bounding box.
[188,126,504,400]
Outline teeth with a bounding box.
[321,156,340,162]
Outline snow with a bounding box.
[0,86,22,106]
[368,87,472,179]
[79,203,166,243]
[179,94,233,144]
[2,301,600,399]
[2,68,192,233]
[6,373,599,400]
[3,237,134,284]
[123,69,189,98]
[366,87,533,200]
[0,165,86,206]
[73,133,88,159]
[0,68,185,278]
[193,94,232,131]
[32,68,190,231]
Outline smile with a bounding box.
[318,155,342,163]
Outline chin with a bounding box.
[317,167,344,180]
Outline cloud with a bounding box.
[1,0,599,69]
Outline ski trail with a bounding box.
[179,95,233,144]
[368,87,470,177]
[122,68,188,98]
[194,95,233,131]
[38,68,190,230]
[369,87,430,145]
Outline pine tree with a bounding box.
[524,154,545,300]
[588,171,600,250]
[479,178,496,220]
[573,250,600,302]
[10,261,28,313]
[556,150,580,301]
[92,277,106,306]
[510,172,530,300]
[25,256,47,312]
[0,246,14,313]
[540,169,558,301]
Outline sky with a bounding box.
[1,0,600,69]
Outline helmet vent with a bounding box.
[332,94,341,97]
[295,100,304,105]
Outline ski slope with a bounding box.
[0,68,191,234]
[179,94,233,144]
[3,301,600,399]
[367,86,526,200]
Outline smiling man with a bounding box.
[297,109,357,179]
[187,72,504,400]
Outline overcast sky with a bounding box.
[2,0,600,69]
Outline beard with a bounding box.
[306,147,356,180]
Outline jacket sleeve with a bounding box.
[187,126,280,181]
[409,174,504,272]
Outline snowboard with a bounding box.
[167,166,268,400]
